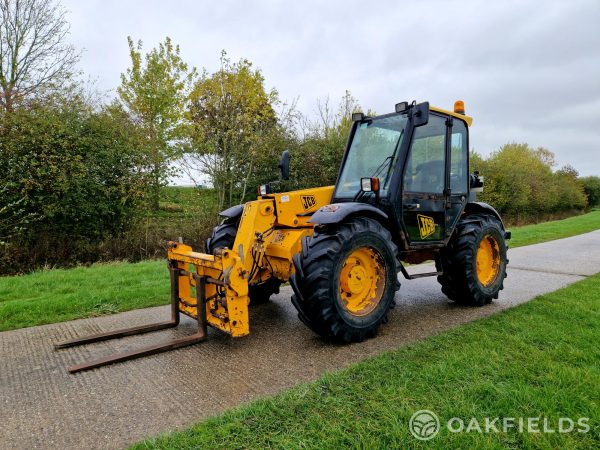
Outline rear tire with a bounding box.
[206,221,281,305]
[436,214,508,306]
[290,217,400,343]
[205,221,238,253]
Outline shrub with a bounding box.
[581,176,600,207]
[0,101,146,273]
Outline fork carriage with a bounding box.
[55,243,250,373]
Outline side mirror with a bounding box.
[470,172,484,193]
[278,150,290,180]
[410,101,429,127]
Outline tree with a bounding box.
[475,143,588,220]
[581,176,600,207]
[469,150,487,174]
[289,91,361,189]
[118,36,196,210]
[554,165,587,211]
[0,0,79,112]
[187,52,280,209]
[478,143,553,217]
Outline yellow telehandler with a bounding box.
[56,100,510,373]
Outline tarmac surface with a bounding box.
[1,230,600,449]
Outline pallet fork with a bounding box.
[55,242,250,373]
[55,264,207,373]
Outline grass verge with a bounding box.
[509,209,600,248]
[133,273,600,449]
[0,260,168,331]
[1,210,599,332]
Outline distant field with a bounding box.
[155,186,217,218]
[0,209,599,332]
[133,272,600,450]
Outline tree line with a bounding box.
[472,144,598,223]
[1,0,599,274]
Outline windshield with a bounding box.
[334,113,408,199]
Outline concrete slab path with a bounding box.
[1,230,599,449]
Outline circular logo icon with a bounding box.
[409,410,440,441]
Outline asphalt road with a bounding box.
[1,230,599,449]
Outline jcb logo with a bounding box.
[417,214,436,239]
[301,195,317,211]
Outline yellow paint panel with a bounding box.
[234,199,276,270]
[270,185,334,227]
[263,228,314,280]
[265,228,312,260]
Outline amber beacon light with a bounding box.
[454,100,465,114]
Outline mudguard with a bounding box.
[309,202,388,225]
[219,204,244,220]
[464,202,511,238]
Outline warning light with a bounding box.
[454,100,465,115]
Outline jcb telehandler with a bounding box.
[56,100,510,373]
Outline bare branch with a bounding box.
[0,0,80,111]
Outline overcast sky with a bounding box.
[63,0,600,181]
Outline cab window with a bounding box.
[403,115,446,194]
[450,120,468,193]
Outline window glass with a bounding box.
[450,120,468,193]
[335,114,408,199]
[403,115,446,193]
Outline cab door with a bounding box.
[401,114,448,245]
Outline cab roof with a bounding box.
[430,105,473,127]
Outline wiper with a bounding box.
[353,156,393,202]
[353,129,404,201]
[371,155,393,178]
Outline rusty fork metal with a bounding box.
[55,265,208,374]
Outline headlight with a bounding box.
[360,177,380,192]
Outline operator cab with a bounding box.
[331,101,474,249]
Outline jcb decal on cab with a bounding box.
[417,214,436,239]
[301,195,317,211]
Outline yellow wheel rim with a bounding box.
[339,247,385,316]
[476,235,501,287]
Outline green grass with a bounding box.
[509,209,600,248]
[0,260,168,331]
[1,209,599,333]
[133,274,600,449]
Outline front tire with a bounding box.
[290,217,400,343]
[436,214,508,306]
[206,221,281,305]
